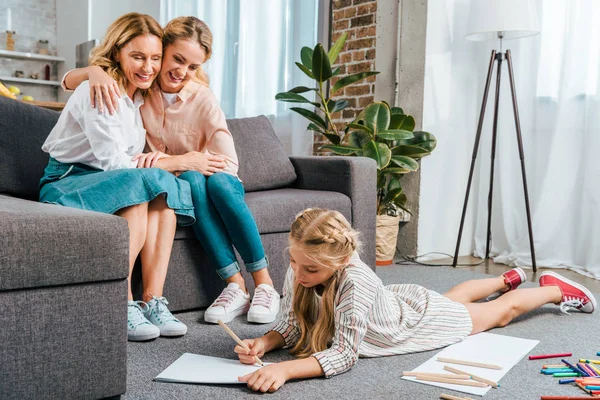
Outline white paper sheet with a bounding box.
[401,332,539,396]
[155,353,271,384]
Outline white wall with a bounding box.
[89,0,160,41]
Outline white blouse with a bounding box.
[42,81,146,171]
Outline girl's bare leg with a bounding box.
[115,203,149,301]
[444,276,509,303]
[465,286,562,334]
[140,196,177,302]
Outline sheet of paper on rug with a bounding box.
[155,353,271,384]
[402,332,539,396]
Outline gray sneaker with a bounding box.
[127,301,160,341]
[144,296,187,337]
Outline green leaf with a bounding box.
[307,123,325,133]
[345,123,372,134]
[288,86,316,94]
[328,32,348,65]
[320,144,360,154]
[332,71,380,94]
[410,131,437,152]
[348,131,371,148]
[382,188,406,209]
[275,92,319,106]
[364,102,390,136]
[384,167,412,175]
[387,176,401,192]
[390,155,419,171]
[332,67,341,77]
[300,46,313,69]
[327,99,348,113]
[311,44,333,83]
[290,107,327,130]
[391,106,404,115]
[376,130,414,141]
[323,133,342,145]
[377,174,387,190]
[389,113,415,131]
[392,145,430,159]
[362,140,391,170]
[295,62,314,79]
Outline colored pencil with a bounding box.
[558,378,577,384]
[402,372,471,380]
[443,365,499,388]
[541,397,600,400]
[578,363,597,377]
[437,357,502,370]
[597,352,600,356]
[590,365,600,376]
[575,378,600,384]
[576,382,591,394]
[580,359,600,365]
[440,394,475,400]
[562,359,589,377]
[414,376,488,387]
[544,364,571,369]
[530,353,573,360]
[439,394,475,400]
[553,372,581,377]
[217,320,264,366]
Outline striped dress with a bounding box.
[270,252,473,378]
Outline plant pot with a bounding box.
[375,215,401,266]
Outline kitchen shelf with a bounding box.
[0,49,65,62]
[0,76,61,86]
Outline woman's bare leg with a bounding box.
[465,286,562,334]
[140,196,176,302]
[115,203,149,301]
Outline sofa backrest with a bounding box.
[0,97,56,201]
[0,97,296,200]
[228,115,297,192]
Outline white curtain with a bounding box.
[160,0,319,155]
[420,0,600,277]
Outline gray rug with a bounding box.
[124,264,599,399]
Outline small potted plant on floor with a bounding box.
[276,33,436,265]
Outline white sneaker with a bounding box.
[127,301,160,341]
[204,283,250,324]
[248,284,280,324]
[144,296,188,337]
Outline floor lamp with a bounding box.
[452,0,540,272]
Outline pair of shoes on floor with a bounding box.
[127,296,187,342]
[204,282,281,324]
[489,267,596,313]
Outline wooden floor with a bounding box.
[422,255,600,293]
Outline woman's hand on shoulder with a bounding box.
[88,66,120,115]
[133,151,170,168]
[234,338,266,365]
[238,364,288,393]
[183,151,227,176]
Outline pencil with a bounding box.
[529,353,572,360]
[443,365,499,388]
[414,376,488,387]
[217,319,264,366]
[437,357,502,370]
[440,394,475,400]
[541,397,600,400]
[402,371,471,380]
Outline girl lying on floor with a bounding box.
[233,208,596,392]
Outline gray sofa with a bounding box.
[0,96,376,399]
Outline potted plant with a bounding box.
[276,33,437,265]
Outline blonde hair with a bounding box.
[88,13,163,94]
[288,208,361,358]
[163,16,213,86]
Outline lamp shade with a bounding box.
[466,0,540,42]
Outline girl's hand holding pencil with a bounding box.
[234,338,267,365]
[238,364,288,393]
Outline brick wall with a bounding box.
[0,0,58,102]
[313,0,377,155]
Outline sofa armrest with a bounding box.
[0,195,129,291]
[289,156,377,268]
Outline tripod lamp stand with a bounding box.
[452,0,540,272]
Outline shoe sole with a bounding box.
[160,328,188,337]
[204,306,249,324]
[247,312,278,324]
[128,332,160,341]
[539,271,597,312]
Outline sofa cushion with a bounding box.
[0,195,129,291]
[175,188,352,240]
[228,115,297,192]
[0,97,57,201]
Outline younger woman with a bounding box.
[234,208,596,393]
[40,13,192,342]
[62,16,280,325]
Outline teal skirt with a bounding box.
[39,157,196,226]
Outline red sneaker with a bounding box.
[539,271,596,314]
[503,267,527,291]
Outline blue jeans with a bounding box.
[179,171,268,279]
